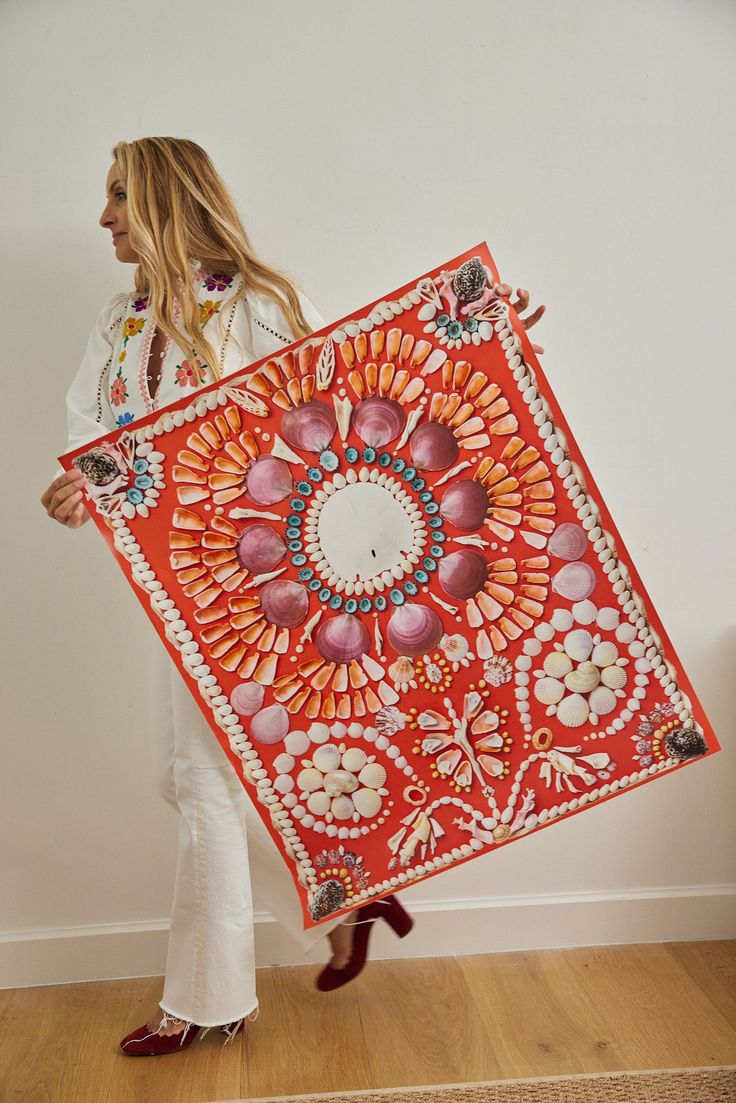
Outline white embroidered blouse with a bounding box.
[65,265,326,454]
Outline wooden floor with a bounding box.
[1,941,734,1102]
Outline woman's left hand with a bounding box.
[494,283,546,355]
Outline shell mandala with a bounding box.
[60,243,720,928]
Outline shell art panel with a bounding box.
[59,243,720,930]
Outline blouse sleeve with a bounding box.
[64,291,129,456]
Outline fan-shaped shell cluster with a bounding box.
[295,743,388,822]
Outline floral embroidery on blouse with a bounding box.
[175,358,207,387]
[198,299,222,326]
[132,295,149,313]
[116,411,135,427]
[203,273,234,292]
[110,373,128,406]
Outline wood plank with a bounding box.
[243,964,373,1098]
[665,939,736,1027]
[0,977,137,1103]
[355,956,503,1087]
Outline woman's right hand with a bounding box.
[41,469,91,528]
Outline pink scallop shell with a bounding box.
[386,603,443,657]
[551,561,597,601]
[260,580,310,627]
[439,480,489,531]
[250,703,289,745]
[438,548,488,600]
[245,455,293,506]
[230,681,265,716]
[315,614,371,663]
[352,396,406,449]
[548,522,588,562]
[280,399,337,453]
[236,524,287,573]
[409,421,459,471]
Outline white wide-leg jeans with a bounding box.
[149,644,345,1027]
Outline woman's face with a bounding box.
[99,162,139,264]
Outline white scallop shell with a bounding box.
[563,629,594,662]
[543,652,573,679]
[297,767,324,793]
[601,665,627,691]
[284,730,310,756]
[557,693,590,728]
[341,747,368,773]
[312,744,342,773]
[358,762,387,789]
[352,787,382,818]
[588,686,617,716]
[564,661,601,694]
[534,677,565,705]
[273,753,295,775]
[331,794,355,820]
[308,722,331,744]
[591,641,619,668]
[307,791,331,816]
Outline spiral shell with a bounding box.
[250,703,289,744]
[439,480,489,531]
[548,522,588,562]
[281,398,337,453]
[352,788,382,818]
[534,676,565,705]
[236,524,287,573]
[409,421,459,471]
[557,693,590,728]
[588,686,617,717]
[386,603,443,657]
[439,549,488,600]
[245,455,292,505]
[260,580,309,628]
[323,769,359,796]
[563,629,594,663]
[543,652,573,679]
[591,641,619,668]
[665,727,707,760]
[352,395,406,448]
[358,762,387,789]
[552,562,597,602]
[312,744,342,773]
[564,662,601,694]
[230,681,265,716]
[315,613,370,663]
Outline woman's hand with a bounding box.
[494,283,546,355]
[41,469,91,528]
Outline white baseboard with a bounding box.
[2,884,734,989]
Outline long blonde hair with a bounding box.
[111,137,313,380]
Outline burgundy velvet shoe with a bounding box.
[120,1014,245,1055]
[315,893,414,992]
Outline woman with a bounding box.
[41,137,545,1056]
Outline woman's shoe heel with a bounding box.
[383,897,414,938]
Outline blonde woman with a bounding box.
[41,137,544,1056]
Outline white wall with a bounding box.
[2,0,734,986]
